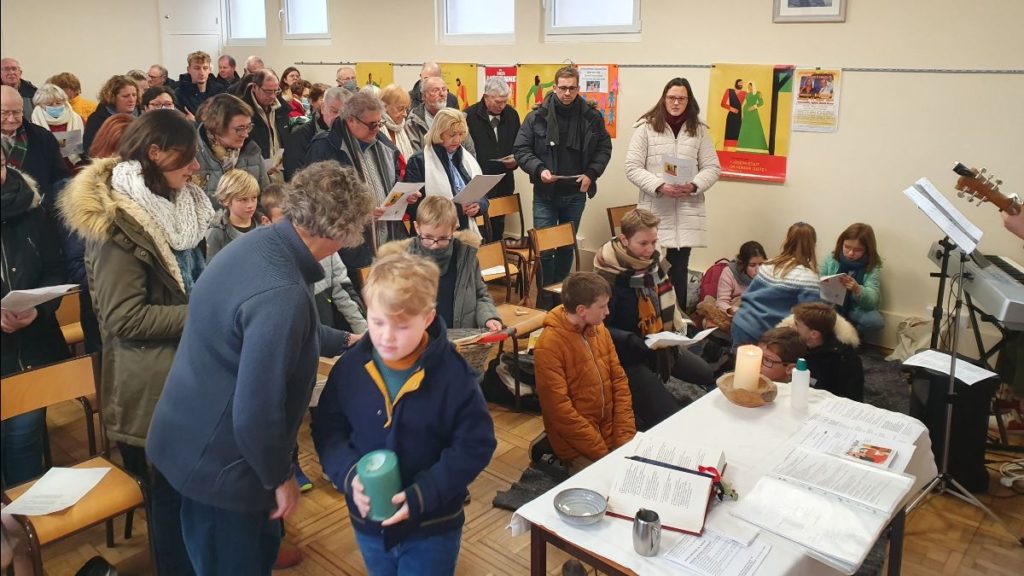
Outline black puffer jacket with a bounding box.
[1,168,68,376]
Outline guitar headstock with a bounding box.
[953,162,1021,215]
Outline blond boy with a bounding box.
[205,169,260,261]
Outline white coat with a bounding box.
[624,118,721,248]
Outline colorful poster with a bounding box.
[355,62,393,89]
[579,64,619,138]
[440,63,477,110]
[514,64,563,119]
[484,65,517,104]
[793,68,842,133]
[708,63,795,183]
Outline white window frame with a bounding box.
[436,0,515,45]
[224,0,268,45]
[281,0,331,41]
[543,0,642,42]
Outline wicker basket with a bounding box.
[448,328,497,375]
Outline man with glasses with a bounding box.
[175,51,225,116]
[408,76,475,156]
[1,58,38,121]
[147,64,177,90]
[515,65,612,302]
[307,92,406,271]
[1,85,68,207]
[284,86,350,181]
[243,69,289,179]
[465,77,521,242]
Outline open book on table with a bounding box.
[606,434,727,536]
[731,446,914,574]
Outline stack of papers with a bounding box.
[4,467,110,516]
[665,531,771,576]
[903,349,998,385]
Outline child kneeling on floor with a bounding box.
[312,251,496,576]
[792,302,864,401]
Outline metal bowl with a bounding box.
[553,488,607,526]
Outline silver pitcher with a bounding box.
[632,508,661,556]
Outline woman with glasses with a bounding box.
[194,93,269,205]
[378,195,501,333]
[29,83,86,170]
[82,75,139,157]
[625,77,721,310]
[405,107,487,235]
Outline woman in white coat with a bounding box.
[625,78,721,308]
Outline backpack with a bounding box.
[698,258,731,303]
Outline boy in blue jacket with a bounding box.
[312,251,496,575]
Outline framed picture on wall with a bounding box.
[773,0,847,23]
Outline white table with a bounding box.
[511,384,938,575]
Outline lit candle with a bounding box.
[734,345,763,391]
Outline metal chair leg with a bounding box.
[77,396,98,456]
[105,518,115,548]
[512,329,522,412]
[125,509,134,539]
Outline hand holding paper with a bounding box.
[1,284,78,314]
[378,183,423,221]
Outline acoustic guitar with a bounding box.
[952,162,1021,215]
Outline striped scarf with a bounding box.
[4,126,30,170]
[593,239,682,335]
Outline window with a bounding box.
[545,0,641,37]
[283,0,330,39]
[438,0,515,44]
[226,0,267,42]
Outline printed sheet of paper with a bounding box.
[607,458,713,534]
[3,467,110,516]
[903,177,983,254]
[578,65,609,93]
[665,531,771,576]
[644,327,717,350]
[903,349,998,386]
[452,174,503,205]
[378,182,423,221]
[480,265,506,277]
[55,129,83,158]
[812,396,927,445]
[792,420,915,472]
[491,154,514,163]
[1,284,78,313]
[630,433,726,470]
[819,273,848,305]
[662,155,698,185]
[771,447,912,515]
[263,149,284,174]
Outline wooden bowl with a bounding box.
[716,372,777,408]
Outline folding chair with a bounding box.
[1,355,151,576]
[607,204,638,237]
[529,222,581,302]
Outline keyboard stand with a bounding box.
[964,291,1012,370]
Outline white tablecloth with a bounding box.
[511,384,938,575]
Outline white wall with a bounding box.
[4,0,1022,346]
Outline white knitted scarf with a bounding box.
[110,161,215,251]
[383,112,415,161]
[424,144,482,235]
[31,105,85,163]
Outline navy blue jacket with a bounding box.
[147,219,349,511]
[174,75,227,116]
[312,316,496,547]
[404,144,490,231]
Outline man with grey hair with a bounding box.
[408,76,475,156]
[244,55,265,75]
[284,86,350,180]
[241,69,288,171]
[214,55,240,88]
[148,161,372,575]
[335,66,356,90]
[307,92,410,271]
[147,64,176,90]
[1,85,68,205]
[465,76,521,241]
[409,61,459,109]
[2,57,38,120]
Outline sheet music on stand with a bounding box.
[903,177,983,254]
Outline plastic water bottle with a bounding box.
[791,358,810,412]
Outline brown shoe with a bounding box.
[274,542,303,569]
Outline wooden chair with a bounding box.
[477,241,520,303]
[528,222,581,301]
[55,292,84,353]
[1,355,150,576]
[607,204,637,236]
[494,305,547,411]
[357,266,372,287]
[485,194,533,296]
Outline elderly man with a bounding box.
[335,66,356,90]
[409,61,458,109]
[147,64,177,90]
[244,55,265,75]
[147,162,371,576]
[307,92,406,271]
[408,76,474,156]
[465,77,520,242]
[515,65,612,296]
[283,86,349,181]
[2,58,37,120]
[214,55,241,89]
[1,85,69,208]
[175,51,226,115]
[46,72,98,122]
[242,69,289,172]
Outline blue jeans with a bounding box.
[848,308,885,338]
[1,409,46,486]
[179,496,281,576]
[532,192,586,290]
[122,446,194,576]
[354,528,462,576]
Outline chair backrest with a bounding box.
[607,204,638,236]
[530,222,577,254]
[485,194,526,239]
[357,266,372,286]
[55,292,82,327]
[1,355,98,421]
[477,241,508,273]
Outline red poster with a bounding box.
[484,66,517,104]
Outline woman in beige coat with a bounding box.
[625,77,720,308]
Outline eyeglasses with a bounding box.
[258,87,282,97]
[352,116,384,131]
[665,96,689,103]
[0,110,23,118]
[554,85,579,93]
[231,123,255,135]
[761,355,790,369]
[149,102,176,110]
[418,235,453,248]
[148,74,165,81]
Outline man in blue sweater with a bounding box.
[147,162,373,576]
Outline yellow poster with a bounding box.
[355,62,394,89]
[707,63,794,183]
[514,64,563,120]
[440,63,476,110]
